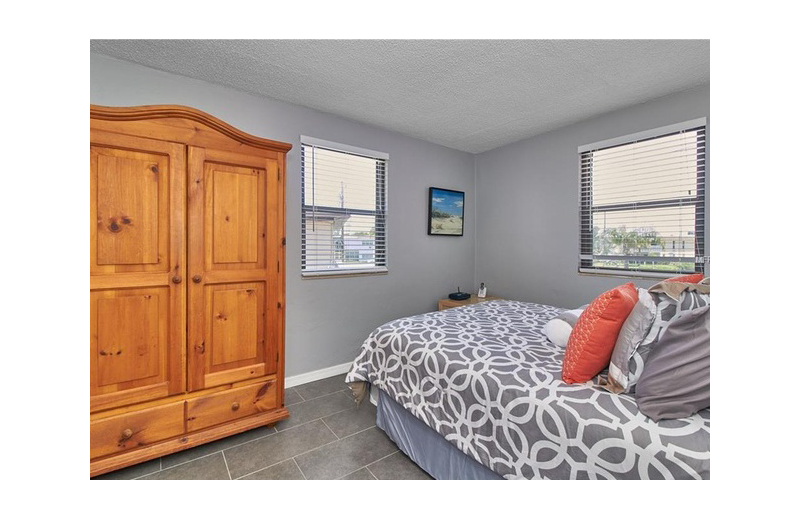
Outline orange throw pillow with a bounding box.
[562,283,639,384]
[664,273,704,283]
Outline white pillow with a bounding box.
[544,308,585,347]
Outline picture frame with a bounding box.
[428,187,465,236]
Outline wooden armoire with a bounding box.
[90,105,290,477]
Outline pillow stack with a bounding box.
[558,275,710,421]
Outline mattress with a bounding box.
[346,299,710,479]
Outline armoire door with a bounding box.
[187,146,281,391]
[90,130,186,411]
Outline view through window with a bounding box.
[579,122,706,275]
[301,139,387,276]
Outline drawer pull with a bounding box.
[231,402,240,412]
[121,428,134,440]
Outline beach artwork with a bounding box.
[428,187,464,236]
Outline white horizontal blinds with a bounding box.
[301,142,387,275]
[580,124,706,275]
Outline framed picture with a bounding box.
[428,187,464,236]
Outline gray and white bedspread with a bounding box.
[345,300,710,480]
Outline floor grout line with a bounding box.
[221,451,232,480]
[291,388,349,406]
[367,449,399,469]
[132,466,167,480]
[230,423,380,480]
[320,418,339,440]
[339,467,367,480]
[153,424,280,472]
[291,376,351,402]
[293,458,308,480]
[366,466,379,480]
[275,396,368,434]
[235,459,287,480]
[286,388,306,404]
[138,450,225,476]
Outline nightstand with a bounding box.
[438,294,504,311]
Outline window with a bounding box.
[579,119,707,276]
[301,136,387,277]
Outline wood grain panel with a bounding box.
[204,364,267,389]
[212,167,260,264]
[91,287,172,402]
[204,159,266,271]
[90,401,185,459]
[90,129,185,410]
[188,146,279,391]
[210,286,260,366]
[90,135,175,275]
[96,292,160,386]
[186,380,277,432]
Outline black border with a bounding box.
[427,187,465,236]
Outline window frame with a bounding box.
[578,118,707,278]
[300,135,388,278]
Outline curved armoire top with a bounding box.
[90,104,293,153]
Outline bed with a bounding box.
[345,299,710,480]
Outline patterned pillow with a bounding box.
[562,283,638,384]
[627,289,710,393]
[606,289,656,393]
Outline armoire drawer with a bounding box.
[186,380,278,432]
[90,401,185,459]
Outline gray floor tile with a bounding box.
[92,458,161,480]
[368,451,433,480]
[239,459,305,480]
[139,452,230,480]
[161,425,277,469]
[295,426,398,480]
[284,388,304,406]
[339,467,376,480]
[276,391,355,431]
[293,374,350,401]
[322,400,377,438]
[224,420,337,479]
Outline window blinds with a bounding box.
[579,121,707,276]
[301,138,387,276]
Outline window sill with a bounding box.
[578,268,691,280]
[301,268,388,279]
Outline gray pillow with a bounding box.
[607,288,656,393]
[628,290,710,393]
[635,305,710,421]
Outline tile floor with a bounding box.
[93,375,433,480]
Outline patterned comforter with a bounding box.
[346,300,710,479]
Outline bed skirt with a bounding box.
[376,389,503,480]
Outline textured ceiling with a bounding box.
[90,40,709,153]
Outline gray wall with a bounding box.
[90,52,710,375]
[474,85,710,309]
[90,53,476,377]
